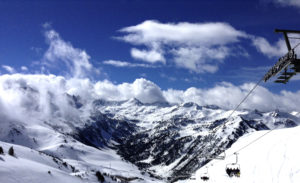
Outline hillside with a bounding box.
[180,125,300,183]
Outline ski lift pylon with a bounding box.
[264,29,300,84]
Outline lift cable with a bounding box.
[206,40,300,168]
[288,36,300,39]
[293,42,300,49]
[196,33,300,178]
[207,129,275,172]
[222,77,264,129]
[207,76,264,140]
[183,75,267,163]
[207,39,300,154]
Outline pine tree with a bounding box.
[95,171,105,182]
[0,146,4,154]
[8,146,14,156]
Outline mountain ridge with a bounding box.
[0,96,299,182]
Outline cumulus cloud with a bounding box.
[252,37,287,58]
[94,78,166,104]
[2,65,16,74]
[273,0,300,8]
[251,35,300,59]
[103,60,155,68]
[0,74,83,123]
[131,48,165,63]
[117,20,248,73]
[43,29,94,78]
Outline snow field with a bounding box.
[180,125,300,183]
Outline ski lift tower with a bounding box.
[263,29,300,84]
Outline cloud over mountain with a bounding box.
[0,73,300,127]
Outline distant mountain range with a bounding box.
[1,92,299,182]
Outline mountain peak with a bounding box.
[125,98,144,106]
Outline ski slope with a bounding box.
[0,141,86,183]
[180,125,300,183]
[0,139,160,183]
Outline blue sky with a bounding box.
[1,0,300,93]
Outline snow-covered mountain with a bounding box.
[1,82,300,183]
[180,124,300,183]
[91,98,300,182]
[0,75,300,182]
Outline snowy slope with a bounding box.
[0,141,86,183]
[180,125,300,183]
[0,139,160,183]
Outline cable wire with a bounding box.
[234,129,273,153]
[222,77,264,129]
[208,38,300,158]
[201,37,300,173]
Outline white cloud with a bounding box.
[273,0,300,8]
[21,66,28,71]
[94,78,166,104]
[131,48,165,63]
[1,74,300,126]
[118,20,248,73]
[0,75,167,123]
[43,29,93,78]
[103,60,155,68]
[171,46,229,73]
[251,35,300,59]
[0,74,83,123]
[2,65,15,74]
[252,37,287,58]
[119,20,247,46]
[163,82,300,112]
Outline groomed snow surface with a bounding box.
[179,125,300,183]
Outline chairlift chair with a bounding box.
[200,175,209,181]
[200,166,210,181]
[225,152,240,177]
